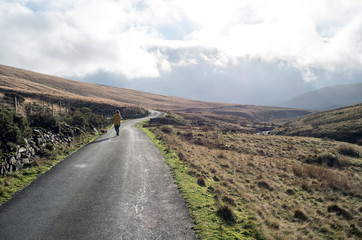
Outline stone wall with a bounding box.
[0,124,85,176]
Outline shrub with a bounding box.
[217,204,236,223]
[222,196,236,206]
[337,146,359,157]
[66,107,106,130]
[178,152,187,162]
[293,163,350,192]
[0,106,30,147]
[257,181,274,191]
[184,132,193,139]
[120,106,149,119]
[327,204,353,220]
[4,92,25,103]
[29,113,60,133]
[294,209,309,221]
[71,112,88,128]
[197,175,206,187]
[306,154,346,168]
[45,143,54,151]
[161,126,172,134]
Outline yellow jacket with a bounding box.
[112,113,122,126]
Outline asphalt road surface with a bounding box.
[0,110,197,240]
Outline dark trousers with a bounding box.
[114,125,120,135]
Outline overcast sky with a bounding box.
[1,0,362,105]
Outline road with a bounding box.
[0,110,196,240]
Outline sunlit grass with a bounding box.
[143,111,362,240]
[142,124,264,240]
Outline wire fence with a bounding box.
[0,97,112,119]
[0,97,69,116]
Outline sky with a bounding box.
[1,0,362,106]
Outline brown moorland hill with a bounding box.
[0,64,313,120]
[145,112,362,239]
[272,104,362,144]
[0,64,225,110]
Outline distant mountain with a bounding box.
[0,64,313,121]
[272,104,362,144]
[280,82,362,111]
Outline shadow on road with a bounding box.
[89,136,117,144]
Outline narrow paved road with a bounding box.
[0,111,196,240]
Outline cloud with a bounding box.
[0,0,362,104]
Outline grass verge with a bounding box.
[141,124,263,240]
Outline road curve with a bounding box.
[0,110,197,240]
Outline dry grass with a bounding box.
[272,104,362,144]
[0,64,313,121]
[147,112,362,239]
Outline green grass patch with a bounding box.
[0,131,101,206]
[141,125,263,240]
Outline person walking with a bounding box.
[112,110,122,136]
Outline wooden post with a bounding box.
[52,103,54,116]
[14,97,18,113]
[43,102,45,114]
[29,102,32,114]
[59,101,62,114]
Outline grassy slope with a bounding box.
[272,104,362,144]
[142,126,262,240]
[144,112,362,240]
[0,64,313,121]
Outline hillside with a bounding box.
[0,64,217,111]
[0,64,313,121]
[280,82,362,111]
[272,104,362,144]
[144,111,362,239]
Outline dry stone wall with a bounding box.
[0,124,84,176]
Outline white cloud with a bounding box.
[0,0,361,84]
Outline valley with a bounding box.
[0,65,361,239]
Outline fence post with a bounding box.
[59,101,62,114]
[43,102,45,114]
[52,103,54,116]
[29,102,32,114]
[14,97,18,113]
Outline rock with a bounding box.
[28,139,36,147]
[34,146,40,153]
[9,157,16,165]
[14,161,23,170]
[19,147,27,153]
[33,129,41,135]
[29,147,35,155]
[22,158,30,164]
